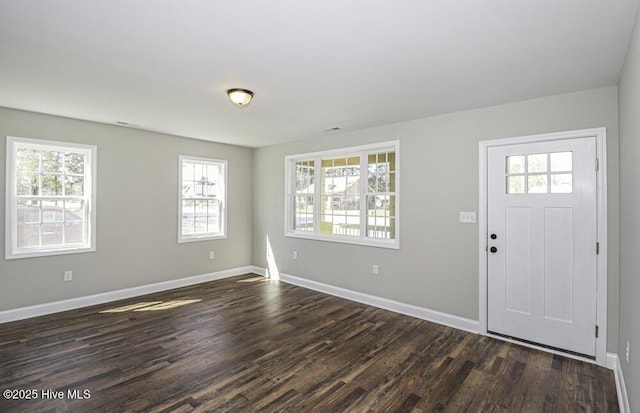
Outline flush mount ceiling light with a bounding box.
[226,88,254,109]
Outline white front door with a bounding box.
[487,136,598,357]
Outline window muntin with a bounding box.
[506,152,572,194]
[6,137,96,259]
[286,141,399,249]
[179,156,227,242]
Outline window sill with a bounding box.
[178,234,227,243]
[6,246,96,260]
[285,231,399,249]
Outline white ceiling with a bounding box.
[0,1,638,148]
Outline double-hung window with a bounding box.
[6,136,97,259]
[285,141,399,249]
[179,156,227,242]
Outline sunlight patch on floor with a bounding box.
[237,276,267,283]
[100,299,202,313]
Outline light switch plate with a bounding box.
[459,211,476,224]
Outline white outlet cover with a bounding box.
[459,211,477,224]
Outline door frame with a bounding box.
[478,127,608,366]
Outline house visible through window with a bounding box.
[6,136,96,259]
[286,141,399,249]
[179,156,227,242]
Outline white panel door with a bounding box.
[487,137,597,356]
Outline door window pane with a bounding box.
[550,152,572,172]
[527,154,547,173]
[528,175,547,193]
[507,156,525,174]
[551,174,573,193]
[507,176,525,194]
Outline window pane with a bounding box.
[367,194,393,239]
[194,163,204,182]
[207,199,220,233]
[182,162,195,181]
[17,200,41,223]
[551,174,573,193]
[17,173,38,196]
[16,148,39,173]
[41,174,63,196]
[65,176,84,196]
[528,154,547,173]
[207,164,220,183]
[17,223,40,248]
[528,175,548,193]
[182,180,194,197]
[550,152,572,172]
[296,161,315,194]
[294,196,313,231]
[195,216,207,234]
[64,152,85,175]
[40,151,64,173]
[182,200,195,233]
[41,223,63,246]
[507,176,525,194]
[507,156,525,174]
[64,221,84,243]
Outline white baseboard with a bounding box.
[608,353,630,413]
[0,266,255,324]
[255,268,479,334]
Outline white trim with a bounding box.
[0,266,253,324]
[284,140,400,250]
[478,127,608,366]
[177,155,228,243]
[607,353,631,413]
[257,268,479,334]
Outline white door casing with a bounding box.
[478,128,608,365]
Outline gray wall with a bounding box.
[253,86,620,351]
[619,5,640,411]
[0,107,253,311]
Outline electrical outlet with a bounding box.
[209,251,215,260]
[626,341,630,364]
[372,264,379,275]
[292,251,298,260]
[64,271,73,281]
[459,211,477,224]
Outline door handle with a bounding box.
[490,246,498,253]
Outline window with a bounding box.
[179,156,227,242]
[285,141,399,249]
[506,152,573,194]
[6,136,96,259]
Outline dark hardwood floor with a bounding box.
[0,274,618,412]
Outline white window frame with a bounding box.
[178,155,227,243]
[5,136,97,260]
[285,140,400,249]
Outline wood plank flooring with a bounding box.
[0,274,619,412]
